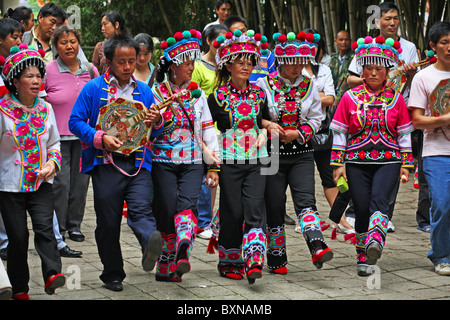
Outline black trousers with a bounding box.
[346,163,401,233]
[151,162,203,235]
[218,162,267,252]
[91,156,158,283]
[0,183,61,294]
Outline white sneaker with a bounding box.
[197,228,213,240]
[435,263,450,276]
[346,217,355,228]
[387,221,395,233]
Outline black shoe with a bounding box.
[59,245,83,258]
[103,280,123,292]
[0,247,7,261]
[68,231,85,242]
[284,213,295,225]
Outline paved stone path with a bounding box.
[7,170,449,301]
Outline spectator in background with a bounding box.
[22,2,67,64]
[3,6,35,32]
[329,30,354,106]
[44,26,99,244]
[92,10,129,75]
[223,16,276,84]
[133,33,155,85]
[204,0,233,31]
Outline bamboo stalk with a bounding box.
[270,0,283,31]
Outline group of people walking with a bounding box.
[0,0,449,300]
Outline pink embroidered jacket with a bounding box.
[330,84,414,168]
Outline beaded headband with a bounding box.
[273,31,320,65]
[214,29,269,70]
[0,43,46,83]
[352,36,402,68]
[160,29,202,65]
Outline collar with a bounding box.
[56,57,87,75]
[104,68,137,89]
[362,79,388,97]
[229,81,252,94]
[31,26,52,52]
[277,69,306,87]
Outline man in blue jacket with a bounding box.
[69,35,163,292]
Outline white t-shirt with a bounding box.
[408,64,450,157]
[302,63,335,120]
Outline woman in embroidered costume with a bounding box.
[0,44,65,299]
[330,36,414,276]
[150,29,220,282]
[256,31,334,274]
[207,29,269,284]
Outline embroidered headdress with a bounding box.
[273,31,320,65]
[0,43,46,85]
[213,29,269,70]
[352,36,402,68]
[160,29,202,65]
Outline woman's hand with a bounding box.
[205,171,219,188]
[37,160,57,182]
[203,146,221,165]
[279,129,300,144]
[400,167,410,183]
[266,121,286,138]
[256,131,267,148]
[333,166,347,185]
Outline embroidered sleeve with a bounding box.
[398,134,414,168]
[94,130,106,149]
[296,123,315,144]
[47,149,62,171]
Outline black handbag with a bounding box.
[310,107,335,151]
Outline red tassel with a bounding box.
[344,232,357,245]
[122,202,127,218]
[331,227,337,240]
[320,220,330,231]
[206,237,218,254]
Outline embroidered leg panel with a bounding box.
[217,246,245,278]
[174,209,198,263]
[298,208,328,256]
[155,233,177,281]
[242,228,266,274]
[355,232,369,267]
[266,225,287,270]
[366,211,388,252]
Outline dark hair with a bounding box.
[102,10,129,36]
[223,16,248,30]
[0,18,24,40]
[302,28,325,76]
[103,34,139,62]
[202,24,228,52]
[52,25,81,48]
[378,2,400,16]
[38,2,67,22]
[215,0,233,10]
[134,33,154,53]
[428,21,450,45]
[155,56,172,84]
[3,6,33,23]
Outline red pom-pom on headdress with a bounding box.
[278,34,287,43]
[297,32,306,41]
[174,32,184,42]
[254,33,262,42]
[225,31,233,40]
[306,33,315,43]
[160,41,168,50]
[375,36,385,44]
[38,49,46,58]
[351,41,358,51]
[0,56,5,67]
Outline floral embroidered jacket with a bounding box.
[330,83,414,167]
[151,81,219,169]
[256,71,322,156]
[0,94,61,192]
[207,82,269,161]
